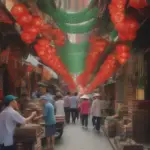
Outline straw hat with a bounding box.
[80,95,89,99]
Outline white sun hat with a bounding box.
[80,95,89,99]
[93,93,100,97]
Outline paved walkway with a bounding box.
[55,122,113,150]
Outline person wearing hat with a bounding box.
[0,95,37,150]
[80,95,90,128]
[91,93,104,131]
[34,96,56,150]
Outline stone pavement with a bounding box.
[55,122,113,150]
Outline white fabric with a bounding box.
[55,100,65,116]
[93,93,100,97]
[80,95,89,99]
[0,107,25,146]
[91,99,105,117]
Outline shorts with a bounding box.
[45,124,56,137]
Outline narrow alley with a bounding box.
[55,122,112,150]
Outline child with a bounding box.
[80,95,90,128]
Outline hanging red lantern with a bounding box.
[117,57,128,64]
[112,0,126,6]
[21,31,36,44]
[52,29,65,46]
[116,44,130,53]
[37,38,50,46]
[125,17,139,32]
[111,11,125,24]
[32,16,44,28]
[127,32,137,40]
[11,4,28,18]
[23,25,40,36]
[17,13,32,26]
[129,0,148,9]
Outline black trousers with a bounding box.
[0,145,15,150]
[81,114,88,127]
[92,116,101,131]
[64,107,70,123]
[70,108,78,123]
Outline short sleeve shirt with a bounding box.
[0,107,25,146]
[44,103,56,125]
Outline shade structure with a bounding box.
[38,0,99,74]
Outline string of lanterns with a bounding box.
[10,3,76,91]
[83,0,149,94]
[77,35,109,87]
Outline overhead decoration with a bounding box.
[115,44,130,64]
[10,3,76,90]
[109,0,140,41]
[10,3,65,46]
[129,0,149,9]
[77,35,109,86]
[34,38,76,91]
[85,54,117,93]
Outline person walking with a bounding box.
[70,92,78,123]
[55,93,65,116]
[91,93,105,132]
[34,96,56,150]
[63,92,71,124]
[0,95,36,150]
[80,95,90,128]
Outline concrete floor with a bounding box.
[55,122,113,150]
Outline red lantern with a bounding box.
[17,13,32,26]
[127,32,136,40]
[32,16,44,28]
[52,29,65,46]
[37,38,50,46]
[11,4,28,18]
[116,44,130,53]
[21,31,36,44]
[111,11,125,24]
[117,57,128,64]
[23,25,40,36]
[112,0,126,5]
[129,0,148,9]
[118,33,128,41]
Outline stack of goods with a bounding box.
[104,118,117,138]
[15,124,44,150]
[23,101,43,124]
[116,120,124,136]
[128,100,138,120]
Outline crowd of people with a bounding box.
[0,89,109,150]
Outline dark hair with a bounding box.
[74,92,78,96]
[67,92,70,95]
[4,101,11,107]
[56,95,62,100]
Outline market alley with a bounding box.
[55,122,112,150]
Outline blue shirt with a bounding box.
[0,107,25,146]
[44,103,56,125]
[70,96,78,108]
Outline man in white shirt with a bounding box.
[91,93,105,131]
[55,93,65,116]
[0,95,36,150]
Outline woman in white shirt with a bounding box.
[91,93,105,131]
[55,93,65,116]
